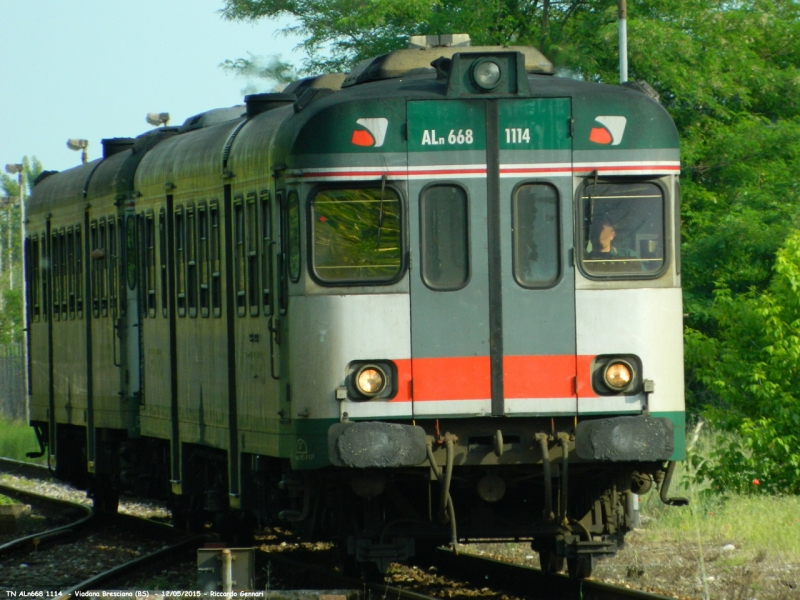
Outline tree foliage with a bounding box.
[219,53,299,92]
[0,156,42,345]
[686,231,800,493]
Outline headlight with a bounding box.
[472,59,502,91]
[604,361,633,390]
[355,365,387,397]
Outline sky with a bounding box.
[0,0,302,175]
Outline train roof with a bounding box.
[28,45,678,218]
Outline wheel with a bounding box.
[567,556,593,579]
[89,481,119,514]
[538,550,565,574]
[335,541,387,582]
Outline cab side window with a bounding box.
[310,187,402,284]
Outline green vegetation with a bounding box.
[0,417,44,464]
[0,156,42,346]
[0,494,19,505]
[643,492,800,561]
[642,428,800,561]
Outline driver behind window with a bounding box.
[586,218,640,260]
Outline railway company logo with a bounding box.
[351,118,389,148]
[589,116,627,146]
[295,438,315,461]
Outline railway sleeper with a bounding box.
[348,536,415,574]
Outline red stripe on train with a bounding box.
[392,355,598,402]
[410,356,492,401]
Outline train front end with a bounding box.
[276,42,684,577]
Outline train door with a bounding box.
[407,98,576,417]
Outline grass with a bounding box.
[0,417,45,463]
[640,425,800,563]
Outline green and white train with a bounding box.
[24,37,686,578]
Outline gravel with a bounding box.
[0,469,174,592]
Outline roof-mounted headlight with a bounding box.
[471,58,503,91]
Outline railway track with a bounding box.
[57,531,204,599]
[253,545,680,600]
[0,482,94,556]
[0,459,680,599]
[0,468,204,597]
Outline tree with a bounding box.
[219,53,299,93]
[686,230,800,493]
[219,0,609,74]
[0,156,42,344]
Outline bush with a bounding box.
[685,231,800,494]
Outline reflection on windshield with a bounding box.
[581,182,665,276]
[312,188,402,283]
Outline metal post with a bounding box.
[9,169,22,291]
[0,198,5,281]
[6,198,11,290]
[20,171,27,423]
[4,164,24,295]
[618,0,628,83]
[221,548,233,598]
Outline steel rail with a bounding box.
[258,548,679,600]
[56,533,206,600]
[426,549,678,600]
[0,482,94,556]
[0,456,52,480]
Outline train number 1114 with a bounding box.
[505,128,531,144]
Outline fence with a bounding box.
[0,344,25,422]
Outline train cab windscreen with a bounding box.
[311,187,402,284]
[580,181,665,277]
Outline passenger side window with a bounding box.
[287,191,301,282]
[210,201,222,318]
[109,219,118,315]
[247,193,259,317]
[98,220,108,317]
[144,212,156,318]
[66,228,75,318]
[52,231,61,321]
[58,230,68,318]
[27,236,40,322]
[513,184,560,288]
[198,203,210,318]
[186,204,198,317]
[75,226,83,318]
[420,185,469,291]
[260,190,272,315]
[159,209,168,317]
[233,196,246,317]
[174,207,186,317]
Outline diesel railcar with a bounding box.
[23,37,686,578]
